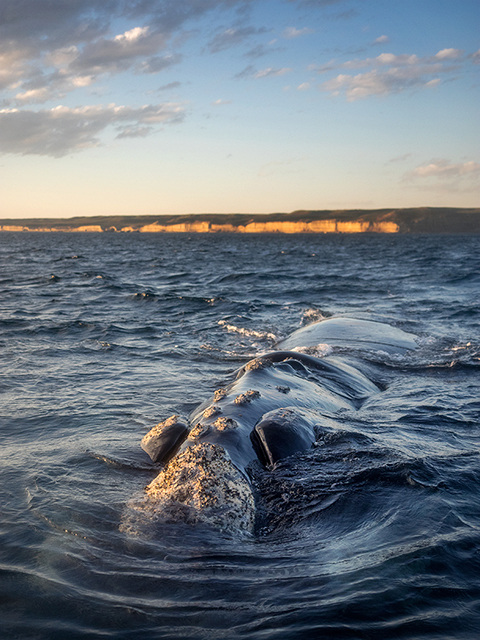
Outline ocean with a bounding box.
[1,231,479,639]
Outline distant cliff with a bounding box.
[1,208,479,234]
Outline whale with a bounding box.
[139,317,418,533]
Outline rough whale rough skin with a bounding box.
[139,318,418,533]
[145,442,256,532]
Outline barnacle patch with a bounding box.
[189,423,210,438]
[144,442,255,532]
[214,388,227,402]
[213,416,239,431]
[203,405,222,419]
[245,358,267,371]
[234,389,261,405]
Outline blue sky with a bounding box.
[0,0,478,218]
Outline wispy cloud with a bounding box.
[386,153,412,164]
[245,43,283,59]
[0,0,249,103]
[235,65,293,79]
[407,159,480,180]
[254,67,292,78]
[234,65,256,79]
[321,68,439,101]
[0,103,184,157]
[6,24,182,105]
[289,0,348,7]
[318,48,466,100]
[158,81,182,92]
[372,35,389,45]
[317,49,464,73]
[207,26,268,53]
[0,0,252,57]
[402,159,480,195]
[434,48,463,60]
[283,27,314,39]
[55,26,174,75]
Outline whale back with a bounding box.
[138,317,419,533]
[276,317,417,355]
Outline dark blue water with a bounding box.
[1,231,479,639]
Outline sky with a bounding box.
[0,0,479,218]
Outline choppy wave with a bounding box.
[0,231,479,639]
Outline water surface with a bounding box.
[1,232,479,639]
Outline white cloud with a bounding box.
[15,87,52,102]
[373,35,389,45]
[283,27,314,39]
[212,98,232,105]
[6,25,182,104]
[44,46,80,68]
[376,53,419,66]
[0,0,252,59]
[69,27,168,76]
[340,53,421,70]
[410,159,480,179]
[0,51,34,91]
[319,47,466,100]
[114,27,150,43]
[0,1,250,102]
[321,68,434,101]
[71,76,94,88]
[0,103,184,157]
[434,48,463,60]
[297,82,310,90]
[312,52,427,75]
[402,159,480,194]
[316,49,465,73]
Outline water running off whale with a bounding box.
[133,318,418,534]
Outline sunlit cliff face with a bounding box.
[0,220,400,233]
[133,220,399,233]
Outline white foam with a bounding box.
[450,342,472,352]
[218,319,277,342]
[291,343,333,357]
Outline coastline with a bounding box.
[1,207,479,234]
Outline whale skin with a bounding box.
[139,318,417,533]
